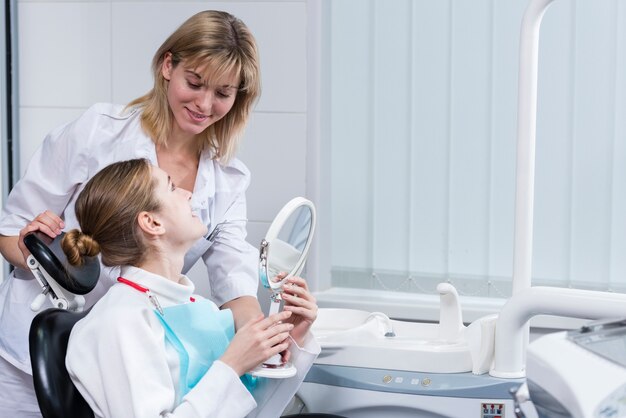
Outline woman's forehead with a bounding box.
[183,58,241,87]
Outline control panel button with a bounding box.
[480,402,505,418]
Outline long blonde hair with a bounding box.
[62,159,160,267]
[127,10,261,163]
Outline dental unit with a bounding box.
[295,0,626,416]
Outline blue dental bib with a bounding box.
[154,299,257,397]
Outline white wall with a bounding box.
[17,1,310,303]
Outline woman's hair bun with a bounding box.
[61,229,101,266]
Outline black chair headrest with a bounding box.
[23,232,99,295]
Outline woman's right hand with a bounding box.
[220,310,294,376]
[17,210,64,263]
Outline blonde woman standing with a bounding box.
[0,11,268,416]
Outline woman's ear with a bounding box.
[161,52,173,81]
[137,211,165,237]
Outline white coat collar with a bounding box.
[118,265,195,306]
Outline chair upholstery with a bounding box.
[29,308,94,418]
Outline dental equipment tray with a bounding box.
[567,319,626,369]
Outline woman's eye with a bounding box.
[217,90,231,98]
[187,81,201,90]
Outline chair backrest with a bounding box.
[29,308,94,418]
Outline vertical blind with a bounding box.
[326,0,626,298]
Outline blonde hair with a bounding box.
[61,159,160,267]
[127,10,261,163]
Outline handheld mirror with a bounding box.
[259,196,316,306]
[251,197,316,379]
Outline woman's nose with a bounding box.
[195,90,213,114]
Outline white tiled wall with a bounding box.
[17,1,309,303]
[19,3,112,109]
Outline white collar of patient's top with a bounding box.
[118,266,195,305]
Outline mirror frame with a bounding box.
[261,197,317,290]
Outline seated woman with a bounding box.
[58,158,319,417]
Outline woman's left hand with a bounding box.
[281,276,317,348]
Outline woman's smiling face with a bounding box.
[150,166,208,246]
[161,53,240,140]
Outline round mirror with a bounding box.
[259,197,316,292]
[252,197,316,379]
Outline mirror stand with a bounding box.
[249,294,297,377]
[249,198,316,379]
[250,239,298,378]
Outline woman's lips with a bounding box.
[186,108,208,122]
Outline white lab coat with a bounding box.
[0,103,260,375]
[66,266,319,418]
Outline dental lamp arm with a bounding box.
[513,0,556,295]
[490,286,626,378]
[505,0,557,382]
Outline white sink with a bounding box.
[311,308,473,373]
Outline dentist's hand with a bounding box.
[220,310,294,376]
[18,210,64,263]
[0,211,64,271]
